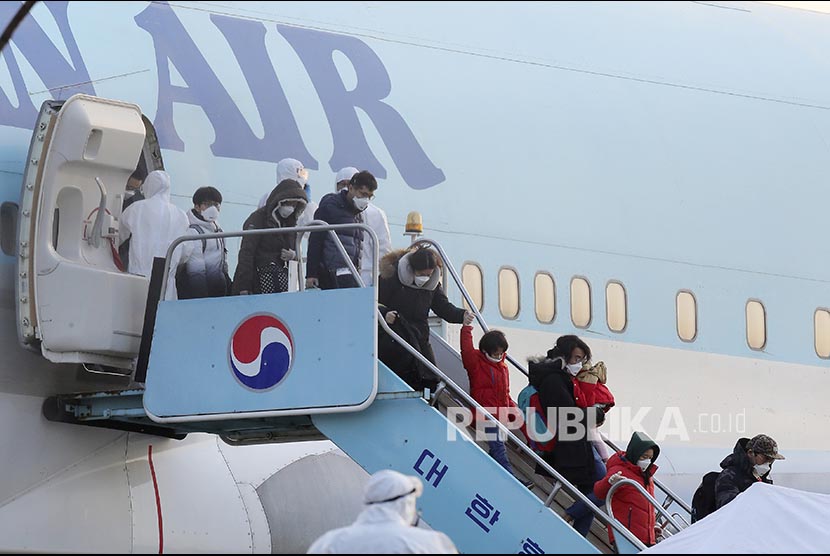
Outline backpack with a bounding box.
[517,384,555,453]
[691,471,720,523]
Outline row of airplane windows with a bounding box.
[459,263,830,360]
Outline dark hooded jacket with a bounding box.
[306,190,363,286]
[378,249,466,359]
[594,432,660,546]
[232,179,307,294]
[715,437,773,509]
[527,356,598,490]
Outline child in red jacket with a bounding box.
[460,317,517,473]
[594,431,661,547]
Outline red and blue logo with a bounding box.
[229,314,294,391]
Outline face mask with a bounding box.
[413,275,430,287]
[754,462,771,476]
[278,205,295,218]
[566,363,582,376]
[125,190,136,199]
[201,206,219,222]
[486,353,503,364]
[353,197,370,211]
[637,459,652,471]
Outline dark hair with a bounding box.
[409,247,440,272]
[192,186,223,206]
[129,169,145,182]
[350,170,378,192]
[546,335,591,361]
[480,330,508,355]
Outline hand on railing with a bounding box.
[608,471,624,485]
[385,311,398,325]
[280,248,296,261]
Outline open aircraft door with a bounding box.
[16,94,160,370]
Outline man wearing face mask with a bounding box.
[593,431,661,547]
[714,434,784,510]
[306,170,378,289]
[306,470,458,554]
[335,167,392,286]
[176,186,230,299]
[232,179,307,295]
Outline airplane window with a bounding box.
[676,291,697,342]
[815,309,830,359]
[461,263,483,311]
[498,267,519,319]
[570,277,591,328]
[746,300,766,350]
[606,281,627,332]
[534,272,556,324]
[0,202,18,256]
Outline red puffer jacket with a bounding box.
[594,451,658,546]
[460,325,515,423]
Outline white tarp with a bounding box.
[644,482,830,554]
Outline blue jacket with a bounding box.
[306,190,363,282]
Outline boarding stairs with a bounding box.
[42,225,690,553]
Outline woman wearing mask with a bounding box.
[378,246,470,391]
[593,431,661,547]
[232,179,307,295]
[527,335,603,532]
[177,186,231,299]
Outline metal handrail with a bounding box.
[375,298,646,551]
[410,238,692,521]
[599,433,693,517]
[160,222,379,296]
[605,478,685,542]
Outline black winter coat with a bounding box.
[232,180,306,294]
[528,356,597,490]
[377,250,466,361]
[715,438,773,509]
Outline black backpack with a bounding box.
[691,471,720,523]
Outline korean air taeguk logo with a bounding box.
[229,314,294,390]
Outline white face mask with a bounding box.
[566,363,583,376]
[277,205,295,218]
[754,462,771,476]
[413,275,430,287]
[637,459,652,471]
[201,205,219,222]
[486,353,503,364]
[353,197,370,211]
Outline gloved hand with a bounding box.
[281,248,296,261]
[463,311,475,326]
[385,311,398,325]
[608,471,623,485]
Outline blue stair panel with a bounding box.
[313,365,600,554]
[144,288,377,421]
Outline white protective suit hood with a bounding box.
[258,158,308,208]
[119,170,189,299]
[335,166,358,190]
[306,470,457,554]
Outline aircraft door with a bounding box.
[16,94,153,369]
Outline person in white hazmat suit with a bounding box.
[306,469,458,554]
[119,170,189,300]
[334,167,392,286]
[258,158,317,290]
